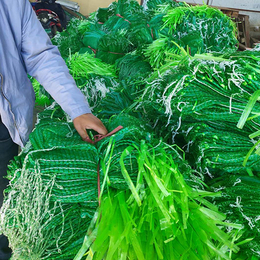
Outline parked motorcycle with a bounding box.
[31,0,67,38]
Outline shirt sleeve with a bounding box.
[20,0,91,120]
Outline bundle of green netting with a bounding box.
[162,5,238,54]
[139,50,260,177]
[74,144,242,260]
[210,175,260,259]
[17,1,260,259]
[0,111,161,259]
[143,4,238,68]
[51,18,87,58]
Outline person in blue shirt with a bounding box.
[0,0,107,258]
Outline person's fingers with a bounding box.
[87,117,108,135]
[74,123,90,141]
[73,113,108,141]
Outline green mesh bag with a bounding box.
[82,30,106,52]
[115,54,152,80]
[210,175,260,259]
[96,31,131,64]
[1,145,99,260]
[102,15,131,32]
[96,2,118,23]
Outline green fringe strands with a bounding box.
[75,143,241,260]
[66,52,116,79]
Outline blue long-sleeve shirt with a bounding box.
[0,0,91,147]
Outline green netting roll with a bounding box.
[82,30,106,51]
[96,2,118,23]
[1,145,99,260]
[96,32,131,64]
[29,121,83,150]
[115,54,152,80]
[102,15,131,32]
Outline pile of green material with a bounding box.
[51,0,237,67]
[140,51,260,176]
[8,0,260,259]
[75,144,241,260]
[1,111,161,259]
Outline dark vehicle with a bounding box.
[31,0,86,38]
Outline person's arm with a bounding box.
[20,0,107,138]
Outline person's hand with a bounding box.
[73,113,108,141]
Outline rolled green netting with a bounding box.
[143,4,238,68]
[162,5,238,54]
[210,175,260,259]
[115,54,152,80]
[2,145,99,260]
[96,31,131,64]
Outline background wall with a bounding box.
[76,0,141,16]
